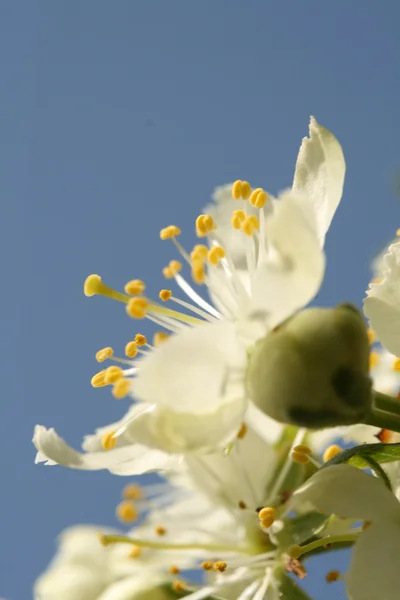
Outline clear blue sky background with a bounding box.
[3,1,400,598]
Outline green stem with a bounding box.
[362,456,392,490]
[100,534,251,554]
[363,407,400,433]
[374,391,400,418]
[289,532,360,559]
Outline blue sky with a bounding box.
[3,1,400,598]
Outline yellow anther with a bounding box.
[292,451,310,465]
[116,500,139,524]
[213,561,227,573]
[155,526,166,536]
[393,358,400,372]
[236,423,248,439]
[323,444,343,463]
[105,366,124,384]
[126,297,149,319]
[292,444,312,455]
[153,331,170,346]
[238,500,247,509]
[169,565,180,575]
[396,228,400,236]
[231,209,246,229]
[326,570,340,583]
[125,341,138,358]
[163,260,183,279]
[249,188,268,208]
[101,430,117,450]
[84,274,129,303]
[95,347,114,363]
[369,351,380,370]
[258,507,276,521]
[134,333,147,346]
[201,561,213,571]
[159,289,172,301]
[123,484,143,500]
[241,181,252,200]
[241,215,259,236]
[124,279,146,295]
[208,245,226,265]
[172,581,186,593]
[112,378,131,400]
[191,260,206,284]
[160,225,181,240]
[91,370,107,388]
[232,180,243,200]
[128,545,142,558]
[367,329,375,345]
[98,533,108,546]
[190,244,208,262]
[195,214,216,237]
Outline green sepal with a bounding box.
[278,572,314,599]
[276,511,328,549]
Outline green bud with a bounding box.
[246,304,372,428]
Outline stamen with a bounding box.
[105,366,124,384]
[174,273,221,318]
[231,209,246,230]
[155,526,167,536]
[134,334,147,347]
[292,444,313,464]
[100,534,250,554]
[213,561,227,573]
[84,274,129,303]
[289,533,359,559]
[202,561,213,571]
[195,214,216,238]
[236,423,248,439]
[369,351,380,369]
[159,289,172,301]
[258,507,276,529]
[241,215,259,236]
[367,329,375,345]
[124,279,146,295]
[129,545,142,558]
[393,358,400,372]
[116,500,139,524]
[123,484,143,500]
[191,260,206,284]
[91,370,107,387]
[323,445,343,463]
[126,297,149,319]
[190,244,208,262]
[112,378,131,399]
[377,429,393,443]
[169,565,180,575]
[160,225,181,240]
[292,444,312,455]
[208,246,226,265]
[249,188,268,208]
[96,347,114,363]
[101,430,117,450]
[232,180,251,200]
[172,581,186,593]
[153,331,170,346]
[163,260,183,279]
[238,500,247,510]
[326,570,341,583]
[125,341,138,358]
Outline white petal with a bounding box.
[292,116,345,245]
[34,564,106,600]
[33,425,171,475]
[364,242,400,356]
[243,191,325,330]
[291,464,400,521]
[347,520,400,600]
[97,577,168,600]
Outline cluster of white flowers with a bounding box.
[33,118,400,600]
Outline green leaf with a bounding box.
[277,511,328,549]
[323,441,400,469]
[278,572,314,599]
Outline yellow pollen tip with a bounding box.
[112,378,131,400]
[124,279,146,295]
[326,570,341,583]
[249,188,268,208]
[241,215,259,236]
[231,209,246,229]
[190,244,208,262]
[163,260,183,279]
[169,565,180,575]
[238,500,247,509]
[236,423,248,439]
[91,370,107,388]
[160,225,181,240]
[195,214,216,237]
[393,358,400,372]
[367,329,375,345]
[84,274,103,297]
[126,297,149,319]
[191,260,206,284]
[101,430,117,450]
[134,333,147,347]
[172,581,186,593]
[153,331,169,346]
[155,526,167,536]
[123,484,143,500]
[128,545,142,558]
[213,561,227,573]
[369,351,380,370]
[291,451,310,465]
[116,500,139,524]
[323,444,343,463]
[232,180,243,200]
[397,228,400,237]
[292,444,312,455]
[241,181,252,199]
[201,561,213,571]
[125,341,138,358]
[105,366,124,384]
[159,289,172,301]
[95,347,114,363]
[208,245,225,265]
[258,507,276,521]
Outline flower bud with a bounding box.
[246,304,372,428]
